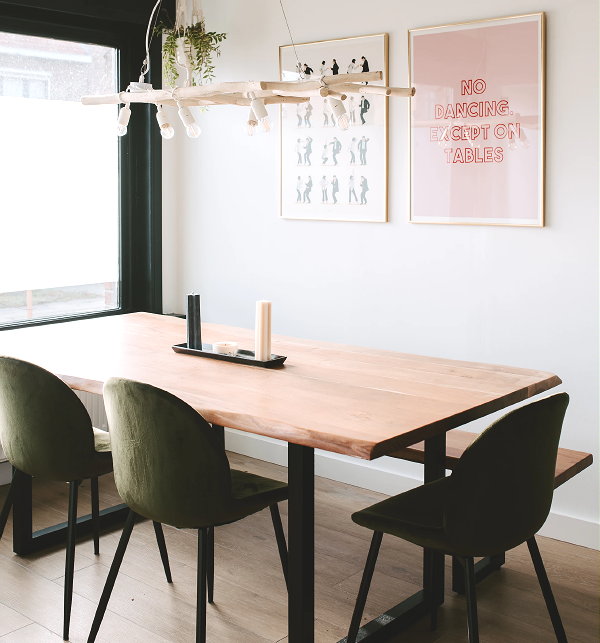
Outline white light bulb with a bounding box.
[160,124,175,139]
[155,105,175,139]
[247,108,258,136]
[337,113,350,130]
[327,97,349,131]
[116,104,131,137]
[185,122,202,139]
[178,105,201,139]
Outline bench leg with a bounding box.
[452,553,506,594]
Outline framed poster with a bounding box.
[409,14,545,226]
[279,34,388,222]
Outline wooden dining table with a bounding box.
[0,312,561,642]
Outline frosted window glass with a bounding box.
[0,31,120,325]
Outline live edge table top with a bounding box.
[0,312,561,460]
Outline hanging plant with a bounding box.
[157,19,226,87]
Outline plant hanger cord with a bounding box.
[175,0,185,31]
[192,0,204,24]
[176,0,204,29]
[175,0,193,86]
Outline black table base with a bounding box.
[334,434,447,642]
[11,469,128,556]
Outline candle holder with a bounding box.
[172,342,287,368]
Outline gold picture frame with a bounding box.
[409,13,545,226]
[279,33,389,222]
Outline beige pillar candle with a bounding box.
[255,300,272,361]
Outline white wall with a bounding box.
[162,0,599,548]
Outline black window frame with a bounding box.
[0,0,171,330]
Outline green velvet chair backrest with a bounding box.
[445,393,569,556]
[0,356,97,481]
[103,377,233,529]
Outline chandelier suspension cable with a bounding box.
[279,0,304,79]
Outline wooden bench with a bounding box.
[389,430,593,488]
[388,430,593,592]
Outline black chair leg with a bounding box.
[527,536,568,642]
[347,531,383,643]
[206,526,214,603]
[269,504,289,590]
[197,528,208,643]
[153,521,173,583]
[0,470,16,541]
[453,553,506,594]
[463,557,479,643]
[87,510,137,643]
[90,477,100,555]
[64,480,80,641]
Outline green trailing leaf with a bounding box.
[156,20,226,87]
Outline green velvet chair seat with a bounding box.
[82,429,113,479]
[352,476,450,552]
[92,427,112,453]
[227,469,288,524]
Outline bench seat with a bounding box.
[389,430,593,488]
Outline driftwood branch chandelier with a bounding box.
[81,0,414,139]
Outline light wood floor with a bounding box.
[0,453,598,642]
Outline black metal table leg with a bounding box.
[0,468,16,541]
[423,433,446,617]
[288,443,314,643]
[336,433,447,643]
[12,470,129,556]
[91,476,100,555]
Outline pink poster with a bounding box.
[409,14,544,226]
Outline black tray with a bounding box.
[172,343,287,368]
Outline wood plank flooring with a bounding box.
[0,453,598,642]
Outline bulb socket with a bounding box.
[250,98,269,121]
[117,105,131,127]
[178,105,197,128]
[327,97,347,121]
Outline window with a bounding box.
[0,31,120,324]
[0,1,164,329]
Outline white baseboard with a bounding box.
[225,428,600,551]
[539,510,599,550]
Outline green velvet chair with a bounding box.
[0,357,172,641]
[88,377,289,643]
[347,393,570,643]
